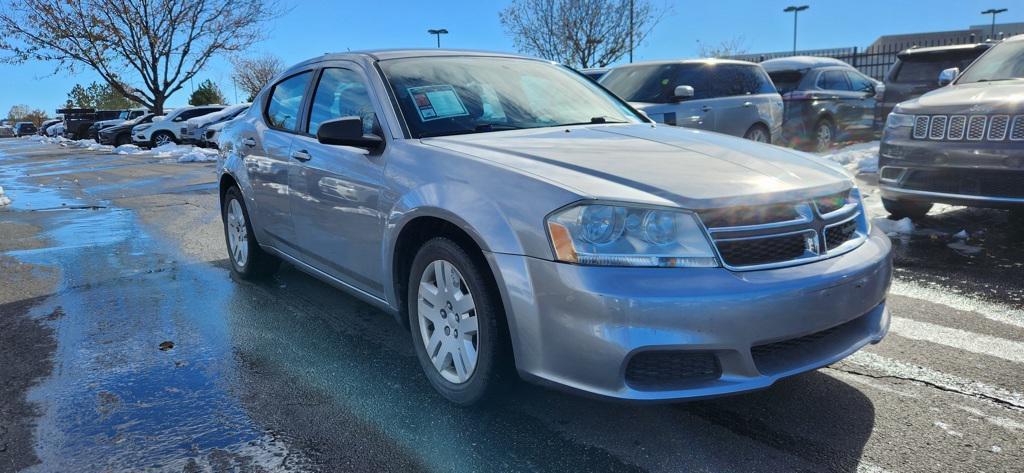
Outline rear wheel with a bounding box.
[407,237,512,406]
[813,118,835,152]
[882,198,932,220]
[743,124,770,143]
[222,186,279,279]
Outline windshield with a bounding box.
[379,56,641,138]
[956,40,1024,84]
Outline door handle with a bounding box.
[701,106,712,112]
[242,137,256,147]
[291,150,312,162]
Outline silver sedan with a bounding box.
[217,50,892,405]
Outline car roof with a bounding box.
[610,58,760,68]
[760,56,853,72]
[291,49,540,69]
[897,43,992,58]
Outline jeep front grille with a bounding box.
[912,114,1023,142]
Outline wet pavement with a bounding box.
[1,138,1023,472]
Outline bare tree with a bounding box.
[231,54,284,101]
[0,0,279,114]
[696,36,749,59]
[500,0,667,68]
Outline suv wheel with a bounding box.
[743,124,770,143]
[882,198,932,220]
[152,131,176,148]
[408,237,512,406]
[813,119,835,152]
[222,186,280,279]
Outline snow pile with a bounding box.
[0,186,11,207]
[818,141,879,174]
[114,144,146,155]
[36,137,219,164]
[872,217,914,236]
[175,147,219,163]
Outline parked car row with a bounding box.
[131,105,226,147]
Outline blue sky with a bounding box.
[2,0,1021,115]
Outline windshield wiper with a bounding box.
[557,116,630,127]
[473,123,525,132]
[417,124,526,139]
[973,78,1022,83]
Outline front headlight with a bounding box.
[885,112,914,129]
[134,124,151,132]
[546,202,719,267]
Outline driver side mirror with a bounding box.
[938,67,959,86]
[672,85,695,102]
[316,116,384,151]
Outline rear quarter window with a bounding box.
[706,64,777,97]
[767,70,805,94]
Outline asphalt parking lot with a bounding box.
[1,139,1023,473]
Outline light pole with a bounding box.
[628,0,634,63]
[783,5,809,55]
[981,8,1007,39]
[427,28,448,48]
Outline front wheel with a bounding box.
[408,237,512,406]
[882,198,932,220]
[222,186,279,279]
[152,131,176,148]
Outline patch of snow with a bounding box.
[0,184,11,206]
[35,137,218,164]
[818,141,879,174]
[113,144,146,155]
[872,217,914,236]
[953,230,969,240]
[175,147,219,163]
[947,241,983,255]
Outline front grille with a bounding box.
[824,219,857,250]
[901,169,1024,198]
[1012,116,1024,141]
[716,233,812,267]
[699,204,799,228]
[751,313,869,375]
[700,191,866,271]
[625,351,721,390]
[914,114,1022,142]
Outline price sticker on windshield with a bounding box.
[407,85,469,122]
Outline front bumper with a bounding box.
[879,133,1024,208]
[488,228,892,402]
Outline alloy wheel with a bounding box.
[815,123,833,152]
[417,259,479,384]
[747,127,769,143]
[226,198,248,268]
[154,133,173,147]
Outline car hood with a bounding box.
[897,80,1024,114]
[422,124,850,209]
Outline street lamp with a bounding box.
[427,28,448,48]
[981,8,1008,39]
[783,5,809,55]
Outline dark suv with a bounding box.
[13,122,37,136]
[762,57,882,151]
[879,35,1024,219]
[876,43,992,123]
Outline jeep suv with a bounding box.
[880,35,1024,219]
[876,43,991,123]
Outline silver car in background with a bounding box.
[218,50,891,405]
[181,103,251,145]
[600,59,784,144]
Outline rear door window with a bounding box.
[266,71,313,131]
[819,70,852,91]
[705,64,777,97]
[846,72,875,92]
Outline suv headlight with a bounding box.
[134,124,151,132]
[885,113,914,129]
[546,202,719,267]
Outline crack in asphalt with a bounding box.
[826,366,1024,411]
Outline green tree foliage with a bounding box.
[189,80,227,106]
[65,82,138,110]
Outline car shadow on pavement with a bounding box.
[222,261,877,472]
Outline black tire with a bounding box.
[882,198,932,220]
[743,124,771,143]
[221,186,280,279]
[151,131,177,148]
[407,237,513,406]
[813,118,836,152]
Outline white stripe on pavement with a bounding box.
[841,351,1024,408]
[890,317,1024,364]
[890,280,1024,329]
